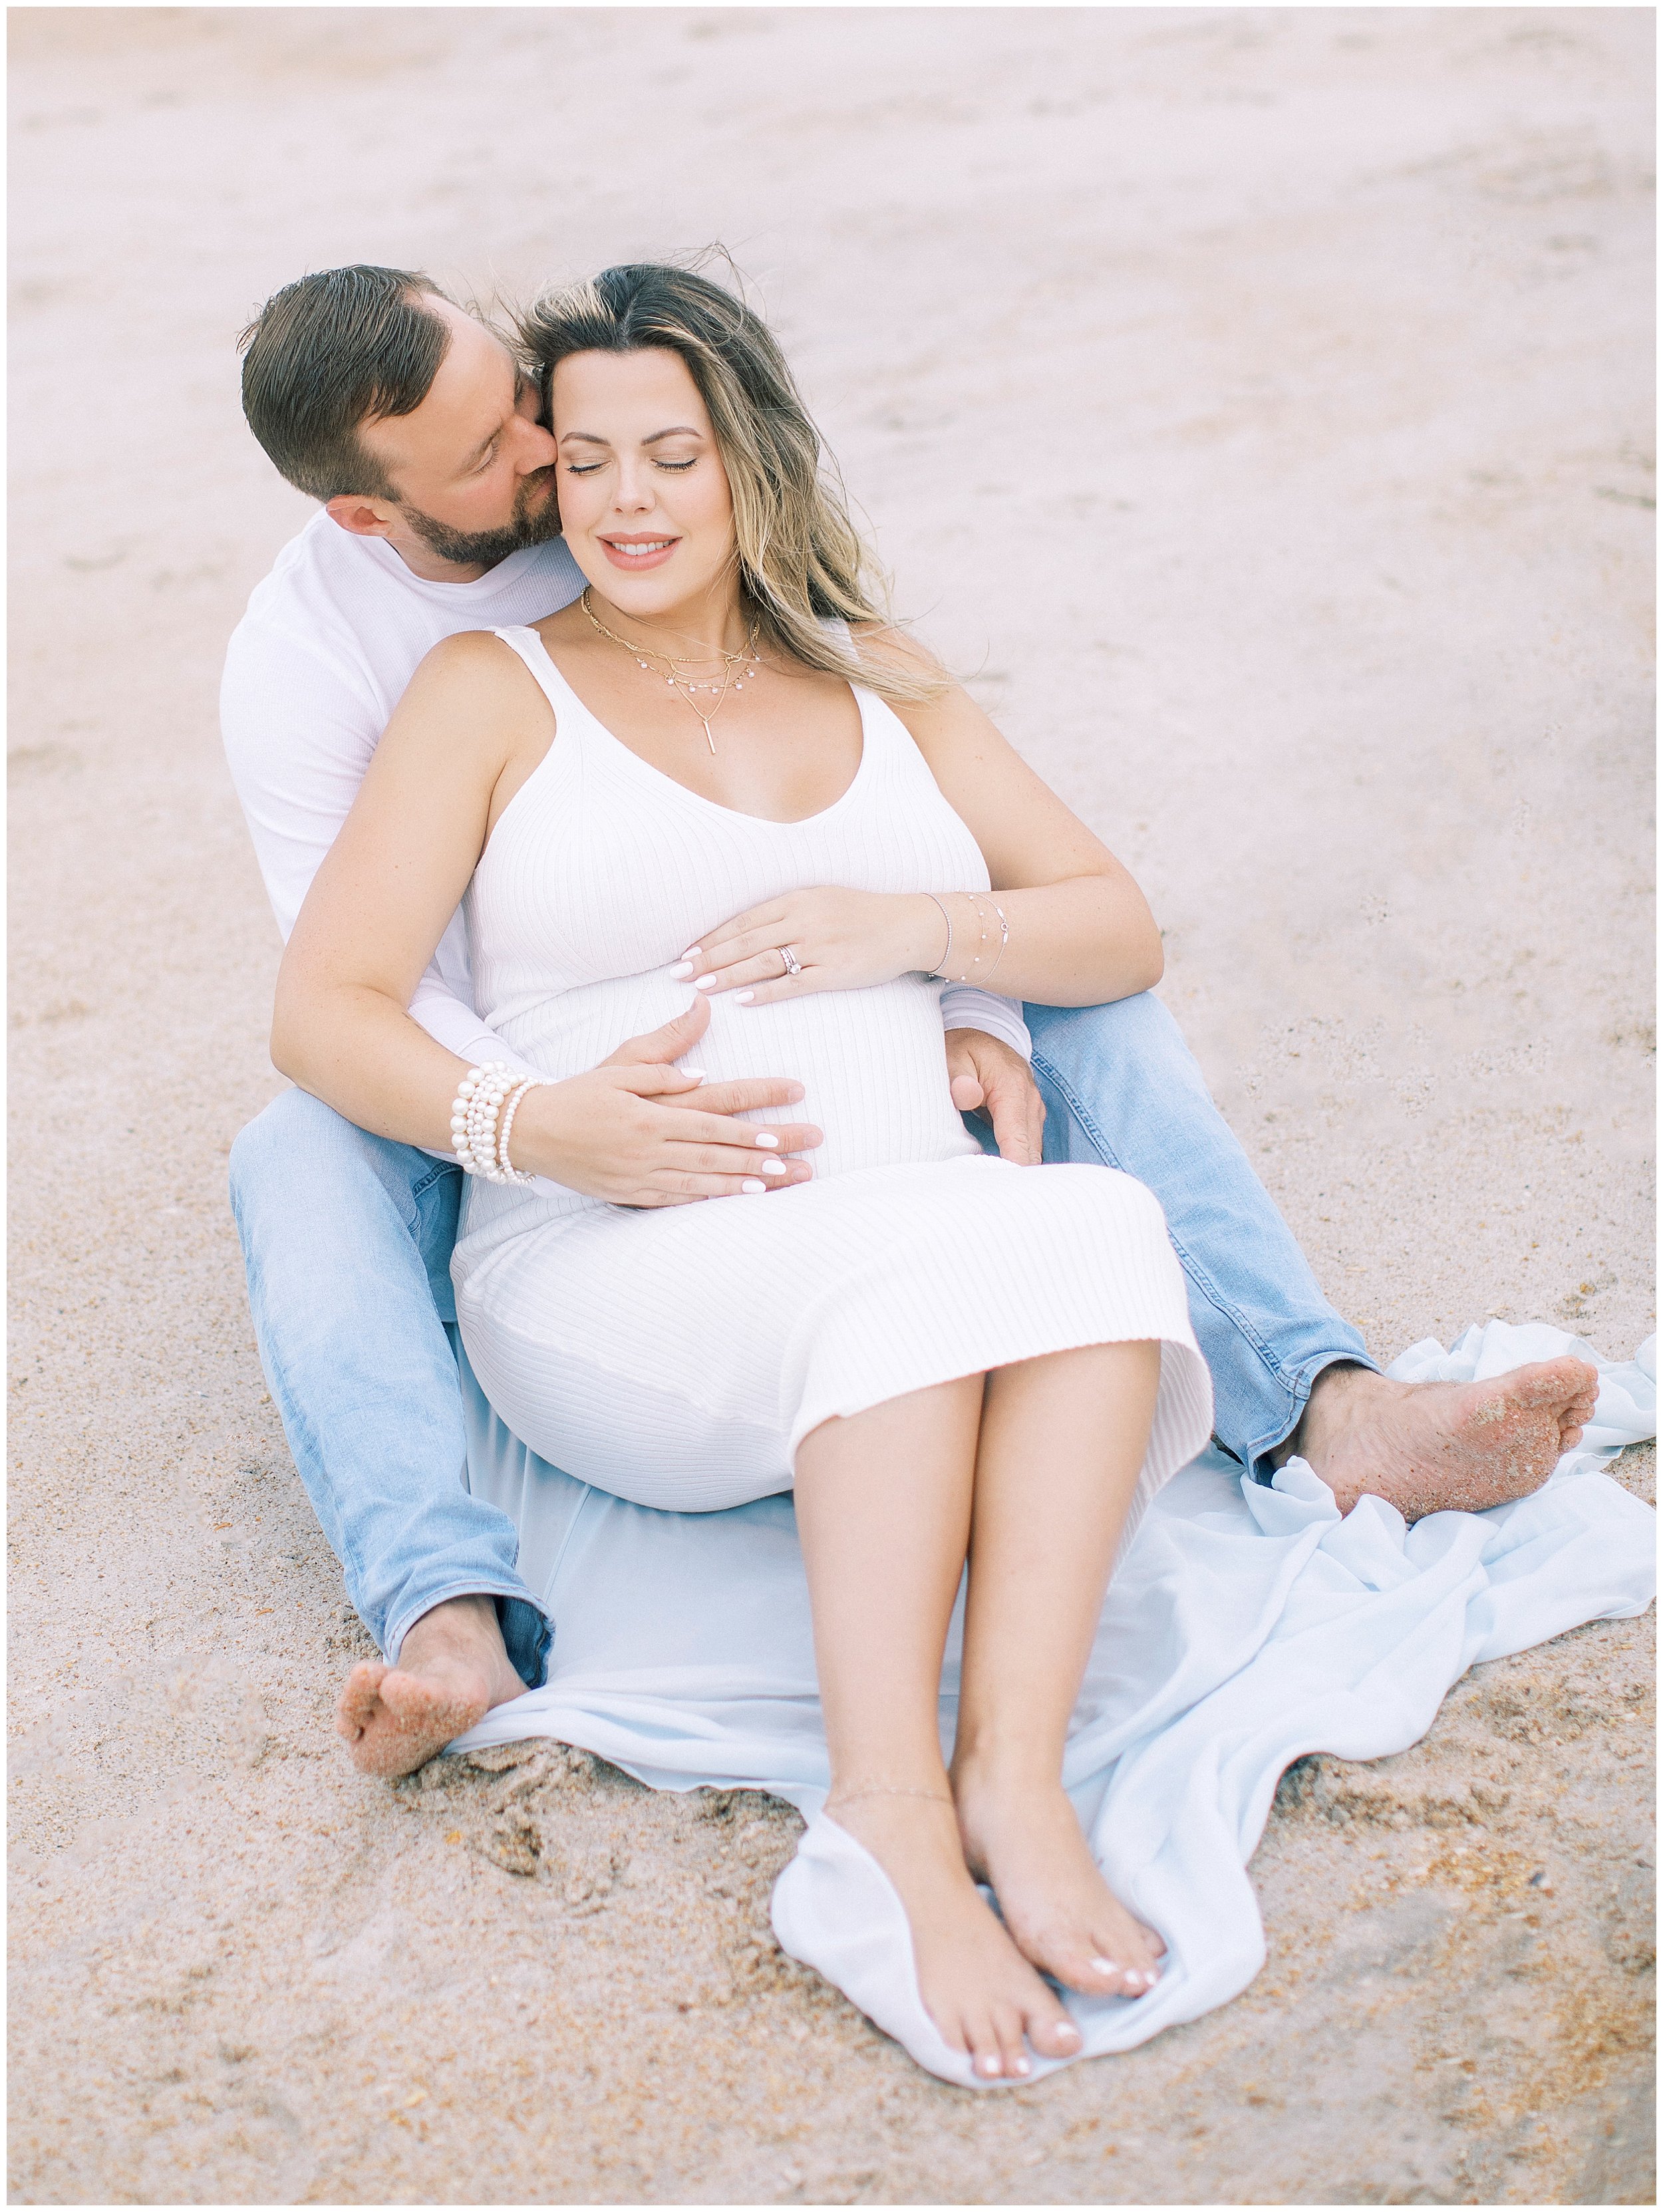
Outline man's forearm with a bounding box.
[408,976,542,1082]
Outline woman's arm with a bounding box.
[887,645,1163,1005]
[688,634,1161,1010]
[272,630,537,1147]
[273,632,823,1204]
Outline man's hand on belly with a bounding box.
[512,996,824,1205]
[945,1028,1046,1166]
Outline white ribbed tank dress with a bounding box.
[451,628,1213,1528]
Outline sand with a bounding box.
[7,7,1654,2203]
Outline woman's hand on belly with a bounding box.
[679,888,949,1004]
[512,1000,824,1204]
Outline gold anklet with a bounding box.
[825,1785,955,1810]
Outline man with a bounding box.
[223,263,1598,1780]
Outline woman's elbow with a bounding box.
[269,1006,303,1083]
[269,973,315,1083]
[1110,908,1163,998]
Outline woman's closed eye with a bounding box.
[563,456,700,477]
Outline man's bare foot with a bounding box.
[826,1792,1084,2080]
[1288,1356,1601,1520]
[335,1594,526,1778]
[951,1758,1165,2002]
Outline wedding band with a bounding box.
[780,945,802,977]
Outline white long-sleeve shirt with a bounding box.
[220,509,1032,1070]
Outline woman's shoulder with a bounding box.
[410,625,537,685]
[377,630,556,783]
[843,621,963,742]
[396,626,559,724]
[846,619,945,683]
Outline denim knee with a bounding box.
[231,1086,345,1213]
[1027,992,1209,1103]
[229,1087,460,1318]
[231,1086,452,1226]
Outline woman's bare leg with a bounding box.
[952,1341,1167,2002]
[794,1377,1084,2081]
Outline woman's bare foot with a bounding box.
[826,1793,1085,2080]
[335,1594,526,1778]
[951,1759,1166,2001]
[1289,1356,1601,1520]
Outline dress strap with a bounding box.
[491,624,584,727]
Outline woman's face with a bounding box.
[550,346,736,617]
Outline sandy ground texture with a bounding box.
[8,6,1655,2204]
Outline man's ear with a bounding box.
[325,493,399,539]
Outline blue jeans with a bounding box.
[1025,996,1374,1476]
[228,1092,553,1687]
[227,993,1372,1687]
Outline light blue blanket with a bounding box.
[450,1319,1656,2086]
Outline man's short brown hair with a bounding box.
[239,265,454,501]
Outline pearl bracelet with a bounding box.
[494,1075,550,1184]
[451,1064,552,1184]
[450,1061,515,1181]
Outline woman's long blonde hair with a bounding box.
[517,260,945,706]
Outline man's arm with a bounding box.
[940,984,1030,1060]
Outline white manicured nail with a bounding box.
[1054,2022,1082,2045]
[760,1159,785,1175]
[669,961,694,980]
[742,1178,766,1194]
[693,974,717,990]
[1092,1958,1120,1975]
[682,1067,707,1083]
[977,2055,1001,2077]
[1012,2057,1030,2077]
[736,990,755,1004]
[754,1132,780,1149]
[683,946,702,960]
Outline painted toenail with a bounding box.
[978,2055,1001,2076]
[1055,2022,1082,2045]
[1092,1957,1120,1975]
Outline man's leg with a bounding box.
[229,1087,549,1768]
[1022,997,1599,1515]
[1023,994,1367,1478]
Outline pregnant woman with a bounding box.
[274,263,1213,2081]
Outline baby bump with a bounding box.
[501,969,982,1182]
[700,978,979,1177]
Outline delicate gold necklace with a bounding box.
[581,589,762,754]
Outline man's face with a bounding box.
[355,299,561,567]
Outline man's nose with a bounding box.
[515,418,557,474]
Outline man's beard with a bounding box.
[399,468,562,570]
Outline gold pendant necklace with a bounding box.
[581,589,762,754]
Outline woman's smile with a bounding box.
[599,531,680,571]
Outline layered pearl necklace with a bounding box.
[581,588,762,754]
